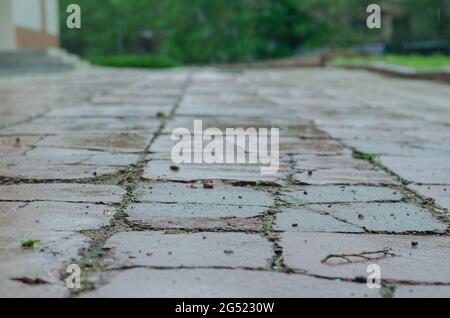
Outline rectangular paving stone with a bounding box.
[344,139,450,158]
[83,268,381,298]
[0,202,113,248]
[90,95,177,106]
[0,230,90,297]
[394,285,450,298]
[297,203,446,233]
[0,163,122,180]
[280,186,402,205]
[103,232,272,269]
[293,155,397,185]
[151,133,346,156]
[143,160,286,185]
[276,207,363,233]
[380,156,450,184]
[282,232,450,283]
[46,105,172,118]
[0,184,125,203]
[0,145,28,156]
[409,185,450,211]
[294,168,396,185]
[134,182,273,206]
[37,133,151,153]
[2,117,160,134]
[126,203,266,231]
[25,148,139,166]
[162,116,327,138]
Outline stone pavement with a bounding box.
[0,67,450,298]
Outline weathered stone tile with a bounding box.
[344,139,450,157]
[394,285,450,298]
[280,186,402,205]
[276,207,363,233]
[134,182,273,206]
[90,95,176,106]
[282,232,450,283]
[103,232,272,268]
[0,116,27,128]
[131,215,262,232]
[46,105,171,118]
[24,148,139,166]
[162,116,327,138]
[297,203,446,233]
[0,145,28,156]
[143,160,286,185]
[0,136,40,148]
[0,184,125,203]
[294,168,396,185]
[0,233,88,298]
[0,202,112,248]
[151,133,345,156]
[2,117,160,134]
[409,185,450,211]
[83,268,381,298]
[293,154,397,185]
[177,102,277,118]
[127,202,266,219]
[37,133,151,153]
[0,163,121,180]
[380,156,450,184]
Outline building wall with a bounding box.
[0,0,59,50]
[0,0,16,50]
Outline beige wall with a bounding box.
[0,0,59,50]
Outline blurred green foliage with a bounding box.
[60,0,449,64]
[334,54,450,70]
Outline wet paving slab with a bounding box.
[379,156,450,185]
[280,186,402,205]
[0,163,122,180]
[162,116,327,138]
[281,203,447,234]
[126,203,266,231]
[0,183,125,203]
[143,160,287,185]
[102,231,273,269]
[282,232,450,283]
[134,182,274,206]
[37,133,152,153]
[408,185,450,211]
[82,268,381,298]
[46,105,172,118]
[0,117,161,135]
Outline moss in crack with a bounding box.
[353,151,377,163]
[381,283,396,298]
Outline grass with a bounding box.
[84,55,180,69]
[353,151,377,163]
[334,54,450,71]
[21,239,41,248]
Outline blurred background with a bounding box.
[0,0,449,72]
[58,0,449,68]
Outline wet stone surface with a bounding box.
[282,232,450,283]
[1,67,449,297]
[103,231,273,269]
